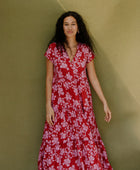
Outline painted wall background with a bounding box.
[0,0,140,170]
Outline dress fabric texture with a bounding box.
[38,42,113,170]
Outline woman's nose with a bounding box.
[68,25,72,29]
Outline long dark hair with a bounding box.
[47,11,96,53]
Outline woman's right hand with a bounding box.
[46,104,55,126]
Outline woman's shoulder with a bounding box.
[49,42,88,48]
[80,42,90,49]
[48,42,91,52]
[48,42,56,49]
[80,43,91,52]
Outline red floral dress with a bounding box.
[38,42,113,170]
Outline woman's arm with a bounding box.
[46,59,53,106]
[86,60,112,122]
[45,59,54,125]
[86,60,107,105]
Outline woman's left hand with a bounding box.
[103,102,112,123]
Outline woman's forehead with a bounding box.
[63,16,77,23]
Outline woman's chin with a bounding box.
[65,34,76,38]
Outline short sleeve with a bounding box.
[86,46,95,64]
[44,43,54,64]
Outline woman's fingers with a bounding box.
[105,110,112,123]
[49,116,54,125]
[46,113,54,126]
[46,105,55,126]
[52,113,54,122]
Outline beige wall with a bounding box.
[59,1,140,169]
[0,0,140,169]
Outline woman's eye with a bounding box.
[64,24,75,26]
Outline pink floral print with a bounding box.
[38,42,113,170]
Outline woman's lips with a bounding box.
[67,31,73,33]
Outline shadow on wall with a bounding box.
[90,39,140,170]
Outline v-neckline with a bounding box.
[64,42,79,63]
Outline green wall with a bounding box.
[0,0,140,170]
[0,0,64,169]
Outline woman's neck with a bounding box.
[65,37,78,48]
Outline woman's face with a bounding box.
[63,16,78,38]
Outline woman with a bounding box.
[38,11,113,170]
